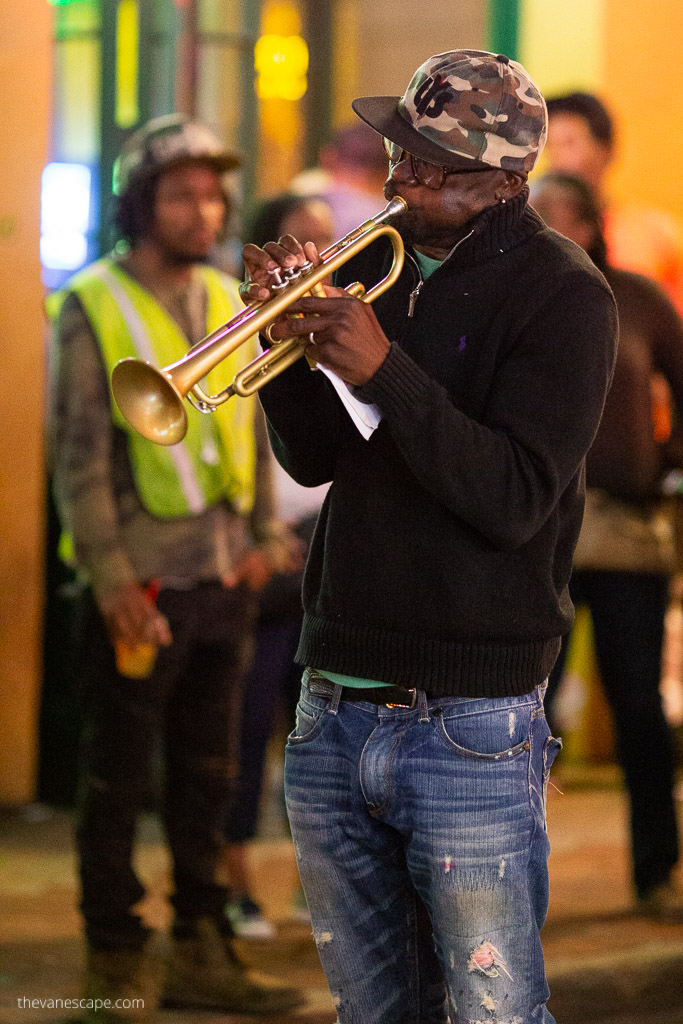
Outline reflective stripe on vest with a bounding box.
[66,257,257,518]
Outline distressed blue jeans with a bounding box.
[284,669,561,1024]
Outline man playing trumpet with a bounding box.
[242,49,618,1024]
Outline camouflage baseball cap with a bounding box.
[114,114,241,195]
[352,50,547,174]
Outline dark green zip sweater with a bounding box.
[259,190,618,697]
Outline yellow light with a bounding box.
[254,33,308,101]
[262,0,302,36]
[116,0,139,129]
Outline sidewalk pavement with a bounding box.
[0,767,681,1024]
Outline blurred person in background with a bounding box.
[51,114,302,1021]
[532,171,683,920]
[290,121,388,236]
[223,193,334,939]
[544,91,683,314]
[242,50,617,1024]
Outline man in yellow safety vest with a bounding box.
[51,114,302,1022]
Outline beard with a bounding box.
[385,197,422,247]
[150,223,217,266]
[164,244,212,266]
[384,183,489,251]
[385,201,449,249]
[384,184,449,248]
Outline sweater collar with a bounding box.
[414,185,540,269]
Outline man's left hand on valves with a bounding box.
[240,234,391,386]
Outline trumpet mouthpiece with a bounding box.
[111,358,188,446]
[378,196,408,223]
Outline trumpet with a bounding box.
[111,196,407,446]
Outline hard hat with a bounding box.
[114,113,241,195]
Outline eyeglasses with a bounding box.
[382,137,491,190]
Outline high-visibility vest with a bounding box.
[60,257,257,518]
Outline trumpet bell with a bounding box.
[111,358,188,446]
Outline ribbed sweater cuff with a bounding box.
[355,343,433,418]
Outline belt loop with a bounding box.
[418,690,429,723]
[328,683,342,715]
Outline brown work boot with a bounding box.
[83,936,163,1022]
[162,916,304,1016]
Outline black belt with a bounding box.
[307,677,419,708]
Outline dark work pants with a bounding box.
[224,518,314,847]
[547,570,679,897]
[225,616,301,844]
[76,583,254,950]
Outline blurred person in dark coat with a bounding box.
[545,91,683,314]
[532,171,683,920]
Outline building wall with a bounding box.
[603,0,683,223]
[520,0,604,96]
[520,0,683,234]
[0,2,52,803]
[339,0,485,124]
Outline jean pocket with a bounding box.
[287,693,329,746]
[436,704,532,762]
[542,735,562,805]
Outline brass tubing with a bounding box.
[111,197,407,445]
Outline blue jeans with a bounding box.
[285,670,560,1024]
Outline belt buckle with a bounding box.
[386,688,417,709]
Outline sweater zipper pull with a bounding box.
[408,281,423,317]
